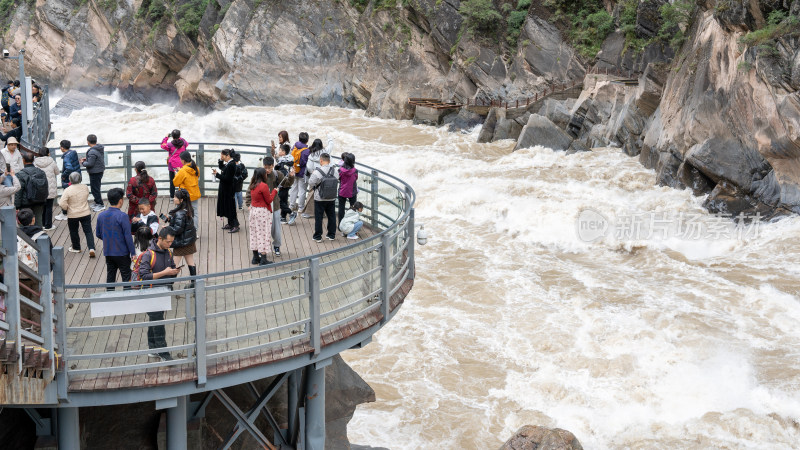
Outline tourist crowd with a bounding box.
[1,127,363,361]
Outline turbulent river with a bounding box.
[51,99,800,448]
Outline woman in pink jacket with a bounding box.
[161,129,188,198]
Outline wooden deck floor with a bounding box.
[44,197,411,392]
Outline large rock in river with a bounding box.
[499,425,583,450]
[515,114,573,151]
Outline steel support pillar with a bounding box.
[304,364,326,450]
[57,407,80,450]
[166,396,188,450]
[288,369,299,442]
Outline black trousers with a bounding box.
[227,202,239,227]
[337,194,357,225]
[147,311,167,350]
[279,188,291,218]
[89,172,103,206]
[67,215,95,251]
[42,198,54,229]
[105,255,132,291]
[313,200,336,240]
[169,171,175,198]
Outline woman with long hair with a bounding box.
[271,130,290,158]
[337,152,358,226]
[172,150,201,229]
[162,129,188,198]
[247,167,278,265]
[168,188,198,280]
[125,161,157,220]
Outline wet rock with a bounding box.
[515,114,573,151]
[51,90,141,117]
[684,138,772,193]
[499,425,583,450]
[677,161,715,195]
[444,109,484,133]
[478,108,499,143]
[537,99,572,129]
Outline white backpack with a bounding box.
[18,231,45,271]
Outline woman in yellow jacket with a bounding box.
[171,151,201,229]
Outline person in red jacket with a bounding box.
[126,161,157,220]
[247,167,278,265]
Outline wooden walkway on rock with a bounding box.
[47,197,411,392]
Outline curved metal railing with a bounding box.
[44,143,415,401]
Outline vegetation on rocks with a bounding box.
[739,9,800,48]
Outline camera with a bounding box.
[2,49,9,58]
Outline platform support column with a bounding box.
[304,364,326,450]
[288,368,300,442]
[166,396,188,450]
[57,407,80,450]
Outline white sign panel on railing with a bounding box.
[90,287,172,318]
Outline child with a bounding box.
[133,226,155,257]
[275,144,295,223]
[130,198,159,235]
[338,201,364,240]
[233,151,247,210]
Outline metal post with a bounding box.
[407,207,415,280]
[308,258,320,355]
[288,369,299,442]
[380,233,391,325]
[166,396,188,450]
[197,144,205,196]
[1,206,21,374]
[18,49,29,144]
[304,364,326,450]
[52,246,68,400]
[124,145,132,188]
[370,171,379,229]
[37,235,54,377]
[195,278,206,387]
[57,407,80,450]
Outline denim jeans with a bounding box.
[235,191,243,208]
[348,220,363,237]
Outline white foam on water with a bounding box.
[50,101,800,448]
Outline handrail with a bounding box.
[45,142,417,402]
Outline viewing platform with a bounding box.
[0,143,417,449]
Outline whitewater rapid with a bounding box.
[51,100,800,448]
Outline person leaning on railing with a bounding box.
[134,226,179,362]
[171,151,201,230]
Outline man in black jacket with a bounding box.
[136,226,181,361]
[15,151,47,227]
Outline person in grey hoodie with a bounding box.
[80,134,106,211]
[33,147,60,230]
[0,168,20,207]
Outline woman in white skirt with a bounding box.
[247,167,278,265]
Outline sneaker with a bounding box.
[228,226,240,233]
[43,226,56,231]
[54,213,67,221]
[158,352,173,361]
[301,213,311,219]
[347,235,359,240]
[68,247,81,253]
[89,249,96,258]
[274,247,281,256]
[313,236,322,243]
[238,206,243,210]
[94,203,106,211]
[280,217,288,224]
[147,353,160,358]
[326,235,335,241]
[287,212,297,225]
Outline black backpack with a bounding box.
[315,167,338,200]
[24,167,48,204]
[234,163,247,185]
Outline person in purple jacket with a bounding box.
[337,152,358,227]
[96,188,136,291]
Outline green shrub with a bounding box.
[0,0,15,19]
[458,0,502,32]
[739,10,799,47]
[570,8,613,58]
[176,0,208,41]
[658,0,696,49]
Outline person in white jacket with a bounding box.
[34,147,60,231]
[0,169,20,207]
[338,201,364,240]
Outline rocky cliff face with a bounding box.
[0,0,584,120]
[560,0,800,216]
